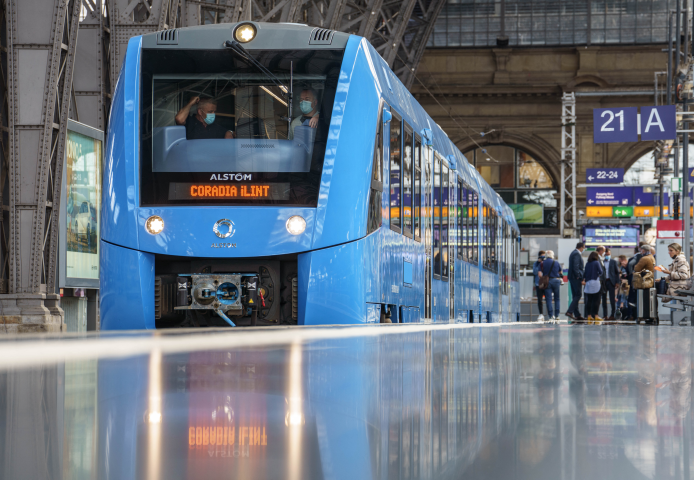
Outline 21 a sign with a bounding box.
[593,105,676,144]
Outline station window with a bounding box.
[433,155,441,278]
[403,125,413,238]
[389,112,402,233]
[367,105,384,234]
[457,180,463,260]
[414,136,422,241]
[441,163,449,280]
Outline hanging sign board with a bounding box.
[593,105,676,143]
[586,168,624,184]
[586,186,633,206]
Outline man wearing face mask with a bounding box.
[604,248,620,320]
[290,88,320,138]
[175,96,234,140]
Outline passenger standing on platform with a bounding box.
[584,251,605,322]
[541,250,563,322]
[566,242,586,321]
[625,244,646,320]
[533,251,547,322]
[658,243,691,295]
[596,246,609,319]
[633,244,656,274]
[604,249,620,320]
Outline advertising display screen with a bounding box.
[509,204,543,224]
[61,121,103,287]
[583,225,640,248]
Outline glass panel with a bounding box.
[414,139,422,239]
[390,114,402,231]
[442,164,449,278]
[517,150,553,188]
[403,127,413,236]
[141,48,344,207]
[473,193,479,264]
[473,145,514,188]
[433,156,441,276]
[425,148,432,253]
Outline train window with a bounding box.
[472,192,479,264]
[414,136,422,241]
[403,125,413,238]
[457,180,463,260]
[441,163,449,280]
[389,112,402,233]
[424,146,432,254]
[367,105,384,234]
[139,48,344,207]
[433,155,441,278]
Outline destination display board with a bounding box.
[509,204,543,224]
[583,225,640,248]
[169,183,290,201]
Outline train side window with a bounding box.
[414,136,421,242]
[367,105,383,234]
[441,163,449,280]
[472,192,479,264]
[457,180,463,260]
[389,112,402,233]
[433,155,441,278]
[403,124,413,239]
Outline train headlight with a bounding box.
[286,215,306,235]
[145,215,165,235]
[234,23,256,43]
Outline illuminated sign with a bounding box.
[583,225,640,248]
[188,425,267,447]
[169,183,290,201]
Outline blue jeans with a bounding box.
[545,278,562,317]
[568,278,583,317]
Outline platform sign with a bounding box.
[612,206,633,217]
[586,186,633,206]
[593,105,676,143]
[593,107,638,143]
[586,168,624,184]
[633,187,656,206]
[640,105,677,141]
[634,206,659,217]
[583,225,640,248]
[586,206,614,217]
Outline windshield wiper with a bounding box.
[224,40,292,101]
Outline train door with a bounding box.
[424,143,432,320]
[380,104,391,309]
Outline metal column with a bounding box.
[560,92,577,238]
[0,0,81,332]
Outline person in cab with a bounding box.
[175,96,235,140]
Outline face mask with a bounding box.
[300,100,313,114]
[605,255,610,261]
[204,112,215,125]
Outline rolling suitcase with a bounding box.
[637,288,657,322]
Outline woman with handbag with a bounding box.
[584,251,605,322]
[657,243,691,295]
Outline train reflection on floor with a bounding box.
[0,325,693,480]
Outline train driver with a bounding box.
[290,88,320,138]
[175,96,235,140]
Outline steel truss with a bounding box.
[0,0,81,329]
[560,92,577,237]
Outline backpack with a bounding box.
[538,260,552,290]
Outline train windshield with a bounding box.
[140,48,344,206]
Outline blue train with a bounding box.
[100,22,521,329]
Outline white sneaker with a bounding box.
[537,314,545,322]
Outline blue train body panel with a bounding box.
[100,23,521,329]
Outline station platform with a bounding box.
[0,323,692,480]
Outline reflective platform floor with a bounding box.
[1,324,692,480]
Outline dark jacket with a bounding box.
[568,249,584,281]
[584,260,604,282]
[532,258,544,287]
[541,258,562,279]
[607,258,620,284]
